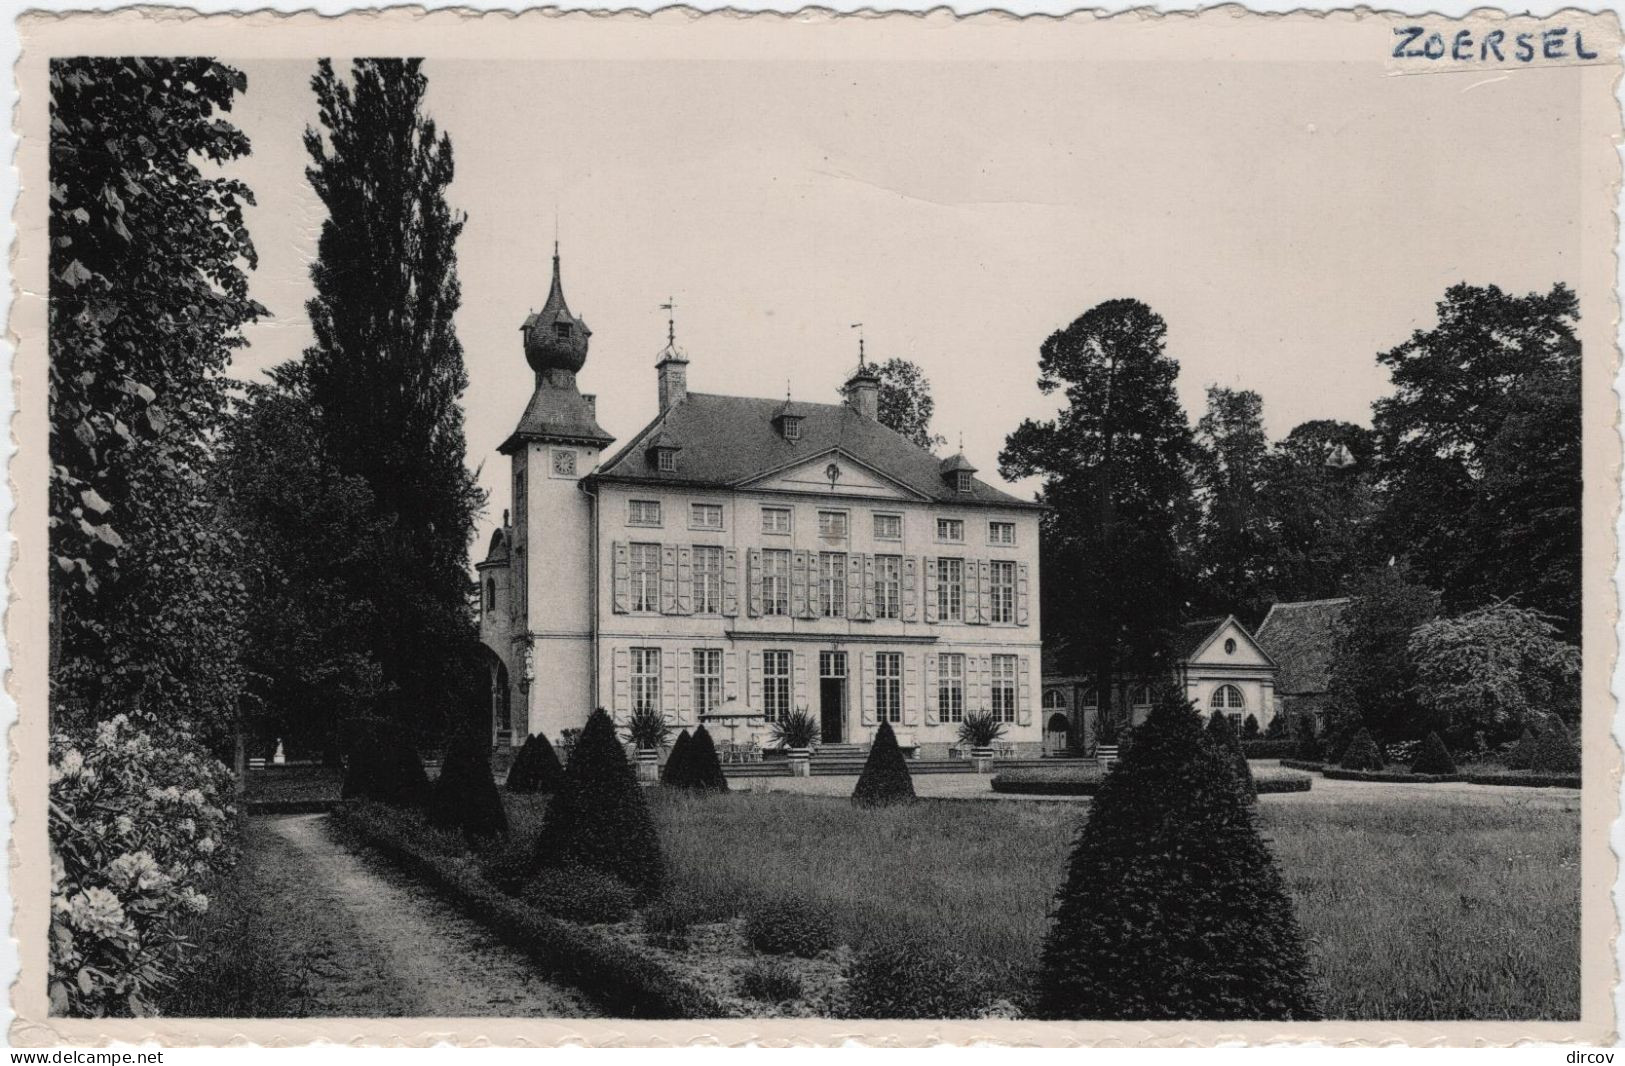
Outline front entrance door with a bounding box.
[819,651,847,744]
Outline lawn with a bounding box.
[509,788,1581,1020]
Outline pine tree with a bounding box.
[661,729,694,788]
[302,59,484,736]
[534,709,665,898]
[1204,711,1256,804]
[688,726,730,793]
[1409,731,1458,776]
[1038,690,1321,1020]
[853,722,916,807]
[430,731,508,840]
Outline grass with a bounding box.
[505,787,1580,1020]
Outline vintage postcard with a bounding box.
[9,4,1620,1048]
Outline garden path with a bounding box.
[252,814,597,1017]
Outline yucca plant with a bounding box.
[957,712,1007,750]
[770,709,821,750]
[621,705,673,752]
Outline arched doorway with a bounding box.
[481,648,512,747]
[1042,689,1070,755]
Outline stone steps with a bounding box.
[724,757,1076,778]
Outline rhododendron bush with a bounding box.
[49,713,241,1016]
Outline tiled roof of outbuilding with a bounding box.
[1254,598,1350,696]
[590,392,1041,509]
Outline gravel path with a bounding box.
[253,814,596,1017]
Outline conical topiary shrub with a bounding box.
[1505,727,1538,770]
[1265,713,1290,741]
[534,708,666,898]
[1204,711,1256,804]
[1241,714,1262,742]
[343,725,432,809]
[1292,716,1324,762]
[1409,731,1457,776]
[507,733,565,794]
[688,726,730,793]
[1338,728,1385,772]
[1037,688,1322,1020]
[1530,720,1580,775]
[430,731,509,840]
[661,729,695,787]
[853,722,916,807]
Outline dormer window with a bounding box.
[782,416,802,441]
[657,448,677,472]
[956,471,973,493]
[553,321,573,339]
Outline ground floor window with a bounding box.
[764,650,791,722]
[874,652,902,723]
[631,647,661,713]
[991,654,1017,723]
[693,648,722,713]
[938,653,964,723]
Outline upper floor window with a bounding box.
[956,471,974,493]
[690,502,724,530]
[990,560,1016,624]
[629,543,661,612]
[937,518,964,543]
[628,499,662,527]
[782,416,802,440]
[989,521,1016,546]
[937,557,964,621]
[875,555,902,619]
[818,510,849,539]
[1043,689,1066,711]
[762,506,792,535]
[656,448,678,473]
[553,321,573,340]
[762,549,791,616]
[692,545,723,614]
[873,513,902,541]
[485,578,497,612]
[819,552,847,618]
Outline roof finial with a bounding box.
[661,297,676,346]
[958,430,965,454]
[850,322,865,368]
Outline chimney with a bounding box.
[657,354,688,412]
[843,365,880,421]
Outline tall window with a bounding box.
[873,513,902,541]
[631,647,661,714]
[875,555,902,619]
[484,578,496,612]
[762,506,792,535]
[818,510,849,539]
[690,502,724,530]
[937,557,963,621]
[937,518,964,542]
[763,650,791,723]
[990,560,1016,623]
[874,652,902,724]
[938,653,965,723]
[819,552,846,617]
[991,655,1017,723]
[762,549,791,616]
[630,542,661,612]
[692,545,722,614]
[1210,684,1245,724]
[628,499,662,527]
[989,521,1016,545]
[693,649,722,713]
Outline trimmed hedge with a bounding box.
[992,768,1311,796]
[523,864,637,924]
[1280,760,1578,789]
[844,939,991,1019]
[743,896,837,958]
[1241,740,1298,759]
[1320,767,1463,784]
[331,802,726,1018]
[1280,759,1325,773]
[1461,771,1581,789]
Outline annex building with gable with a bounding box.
[477,250,1045,758]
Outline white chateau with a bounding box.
[478,250,1044,758]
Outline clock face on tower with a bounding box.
[551,449,577,477]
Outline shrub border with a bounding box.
[1319,767,1464,784]
[1240,740,1298,759]
[990,772,1312,796]
[1279,759,1325,773]
[1280,760,1579,789]
[328,803,727,1019]
[1460,771,1581,789]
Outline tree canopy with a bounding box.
[868,356,946,452]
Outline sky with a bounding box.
[220,53,1587,556]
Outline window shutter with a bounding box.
[748,650,763,712]
[791,551,812,619]
[724,650,740,702]
[902,651,920,726]
[747,549,763,617]
[660,545,679,614]
[612,646,631,713]
[862,554,877,620]
[794,650,809,713]
[924,652,940,725]
[924,556,939,623]
[847,555,865,622]
[859,653,877,726]
[976,560,993,625]
[662,647,679,719]
[676,649,694,724]
[612,541,630,614]
[1017,654,1033,727]
[902,556,919,622]
[963,558,980,624]
[676,548,694,615]
[723,549,740,617]
[1017,561,1030,626]
[978,654,994,711]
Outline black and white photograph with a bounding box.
[12,5,1618,1047]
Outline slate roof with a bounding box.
[1172,618,1229,661]
[478,526,512,567]
[589,392,1042,509]
[499,378,615,452]
[1254,598,1349,696]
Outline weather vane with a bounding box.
[850,322,865,367]
[660,298,677,346]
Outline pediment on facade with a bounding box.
[737,449,930,501]
[1188,617,1277,669]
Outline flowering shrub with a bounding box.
[49,713,241,1016]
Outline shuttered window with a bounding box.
[875,555,902,620]
[990,561,1016,623]
[694,649,722,713]
[937,558,963,621]
[692,545,723,614]
[632,647,661,713]
[762,550,791,616]
[819,552,846,617]
[991,654,1017,723]
[763,650,792,723]
[938,653,965,723]
[630,543,661,612]
[875,652,902,724]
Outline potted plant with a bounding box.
[621,705,673,783]
[771,709,820,777]
[958,712,1007,773]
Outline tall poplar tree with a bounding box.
[1191,386,1272,624]
[302,59,484,734]
[1000,299,1194,744]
